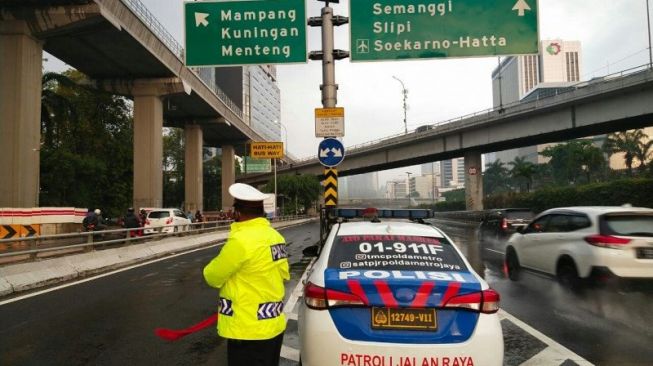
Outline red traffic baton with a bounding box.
[154,313,218,341]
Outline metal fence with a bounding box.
[119,0,243,118]
[0,215,310,263]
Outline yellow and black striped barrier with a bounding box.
[324,168,338,206]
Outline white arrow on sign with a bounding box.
[331,148,343,157]
[195,12,209,27]
[512,0,531,16]
[319,148,331,158]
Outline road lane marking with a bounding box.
[499,310,593,365]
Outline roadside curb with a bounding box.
[0,218,316,300]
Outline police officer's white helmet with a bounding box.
[228,183,268,202]
[94,209,101,215]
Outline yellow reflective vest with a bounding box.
[203,217,289,340]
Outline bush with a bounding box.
[484,179,653,213]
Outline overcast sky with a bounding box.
[47,0,653,184]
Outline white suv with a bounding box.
[299,208,504,366]
[505,206,653,285]
[143,209,191,234]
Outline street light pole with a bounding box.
[392,76,408,134]
[406,172,413,207]
[646,0,653,68]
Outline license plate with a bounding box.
[636,247,653,259]
[371,307,437,331]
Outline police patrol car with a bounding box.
[298,208,503,366]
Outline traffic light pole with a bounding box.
[309,0,348,212]
[321,5,336,108]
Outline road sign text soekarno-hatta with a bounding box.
[350,0,539,61]
[184,0,307,66]
[250,142,284,159]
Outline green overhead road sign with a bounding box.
[184,0,307,66]
[350,0,539,62]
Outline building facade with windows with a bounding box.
[487,40,582,165]
[214,65,281,143]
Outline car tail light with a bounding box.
[304,282,365,310]
[501,218,509,230]
[165,217,173,225]
[584,234,631,249]
[443,289,500,314]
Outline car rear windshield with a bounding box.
[148,211,170,219]
[504,210,534,220]
[601,214,653,237]
[327,234,467,271]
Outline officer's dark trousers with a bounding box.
[227,332,284,366]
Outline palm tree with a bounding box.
[603,130,649,175]
[509,156,536,192]
[483,159,510,195]
[635,140,653,172]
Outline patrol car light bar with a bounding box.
[329,208,433,220]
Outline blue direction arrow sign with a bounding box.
[318,138,345,167]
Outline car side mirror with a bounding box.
[302,245,320,258]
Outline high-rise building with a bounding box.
[340,173,379,200]
[487,40,582,165]
[386,180,407,199]
[214,65,281,142]
[440,158,465,188]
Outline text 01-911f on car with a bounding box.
[505,206,653,286]
[299,208,503,366]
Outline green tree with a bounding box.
[509,156,536,192]
[483,160,510,195]
[162,128,185,208]
[604,130,649,175]
[39,70,133,218]
[264,174,321,214]
[541,140,606,185]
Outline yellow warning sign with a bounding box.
[250,142,284,159]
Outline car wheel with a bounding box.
[557,259,580,289]
[505,249,521,281]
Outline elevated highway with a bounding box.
[240,66,653,209]
[1,0,291,210]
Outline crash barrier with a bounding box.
[431,210,485,224]
[0,215,310,264]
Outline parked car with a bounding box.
[143,209,191,234]
[505,206,653,286]
[299,208,503,366]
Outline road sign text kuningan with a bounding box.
[185,0,307,66]
[350,0,539,62]
[250,142,284,159]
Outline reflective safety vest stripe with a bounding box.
[203,217,289,340]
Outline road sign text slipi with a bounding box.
[250,142,284,159]
[315,107,345,137]
[350,0,539,62]
[185,0,307,66]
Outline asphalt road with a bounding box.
[0,222,320,366]
[433,220,653,366]
[3,219,652,366]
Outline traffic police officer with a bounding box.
[203,183,289,366]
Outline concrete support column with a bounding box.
[221,145,235,211]
[132,92,163,209]
[184,124,203,213]
[0,21,42,207]
[464,151,483,211]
